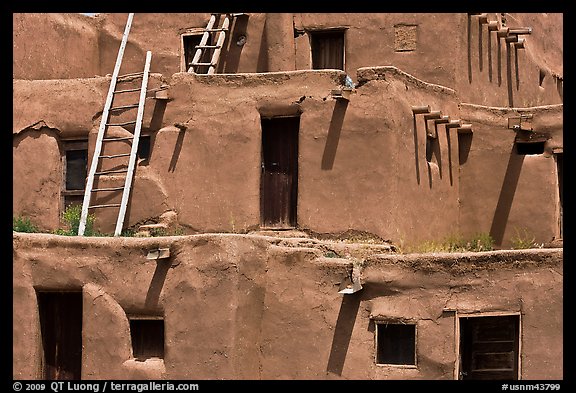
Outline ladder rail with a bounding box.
[79,12,134,236]
[208,14,231,75]
[114,50,152,236]
[188,14,218,73]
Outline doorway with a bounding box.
[260,116,299,228]
[37,291,83,380]
[459,314,520,380]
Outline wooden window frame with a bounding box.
[308,28,347,71]
[61,139,88,213]
[454,311,522,380]
[180,29,207,72]
[128,315,165,361]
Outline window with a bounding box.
[515,140,545,155]
[310,30,345,71]
[181,32,213,73]
[375,322,416,366]
[459,314,520,380]
[129,317,164,360]
[137,135,151,160]
[62,140,88,209]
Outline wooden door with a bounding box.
[37,291,83,380]
[460,315,520,380]
[260,117,299,228]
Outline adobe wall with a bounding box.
[13,13,563,110]
[13,232,563,380]
[458,103,563,247]
[13,66,562,246]
[153,68,461,244]
[455,13,563,108]
[13,67,465,244]
[13,13,100,80]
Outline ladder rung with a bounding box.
[191,62,214,67]
[195,45,221,49]
[106,121,137,126]
[102,136,134,142]
[95,169,128,175]
[99,153,131,158]
[89,203,121,209]
[92,187,125,192]
[114,87,141,94]
[204,28,228,32]
[117,71,144,79]
[109,104,139,111]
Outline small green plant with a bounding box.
[13,216,39,233]
[324,251,340,258]
[511,228,537,249]
[55,205,97,236]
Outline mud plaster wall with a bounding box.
[458,104,563,247]
[455,13,563,108]
[294,13,460,88]
[12,75,168,231]
[13,13,562,109]
[12,233,563,379]
[151,68,460,244]
[13,13,100,80]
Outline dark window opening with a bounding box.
[460,315,520,380]
[182,33,212,73]
[62,140,88,212]
[137,135,151,160]
[37,291,83,380]
[310,30,345,70]
[65,149,87,190]
[515,141,545,155]
[130,318,165,360]
[376,322,416,365]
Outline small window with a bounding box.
[515,141,545,155]
[375,322,416,366]
[310,30,345,71]
[137,135,151,160]
[129,317,164,361]
[182,32,212,73]
[62,140,88,210]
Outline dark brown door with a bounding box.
[37,291,83,380]
[260,116,299,228]
[460,315,520,380]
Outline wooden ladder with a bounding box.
[187,13,243,74]
[78,13,152,236]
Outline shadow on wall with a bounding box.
[169,125,187,173]
[321,99,349,170]
[220,14,249,74]
[326,282,400,376]
[256,18,268,73]
[489,144,525,247]
[326,294,361,376]
[145,259,171,310]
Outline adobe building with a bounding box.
[13,13,563,380]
